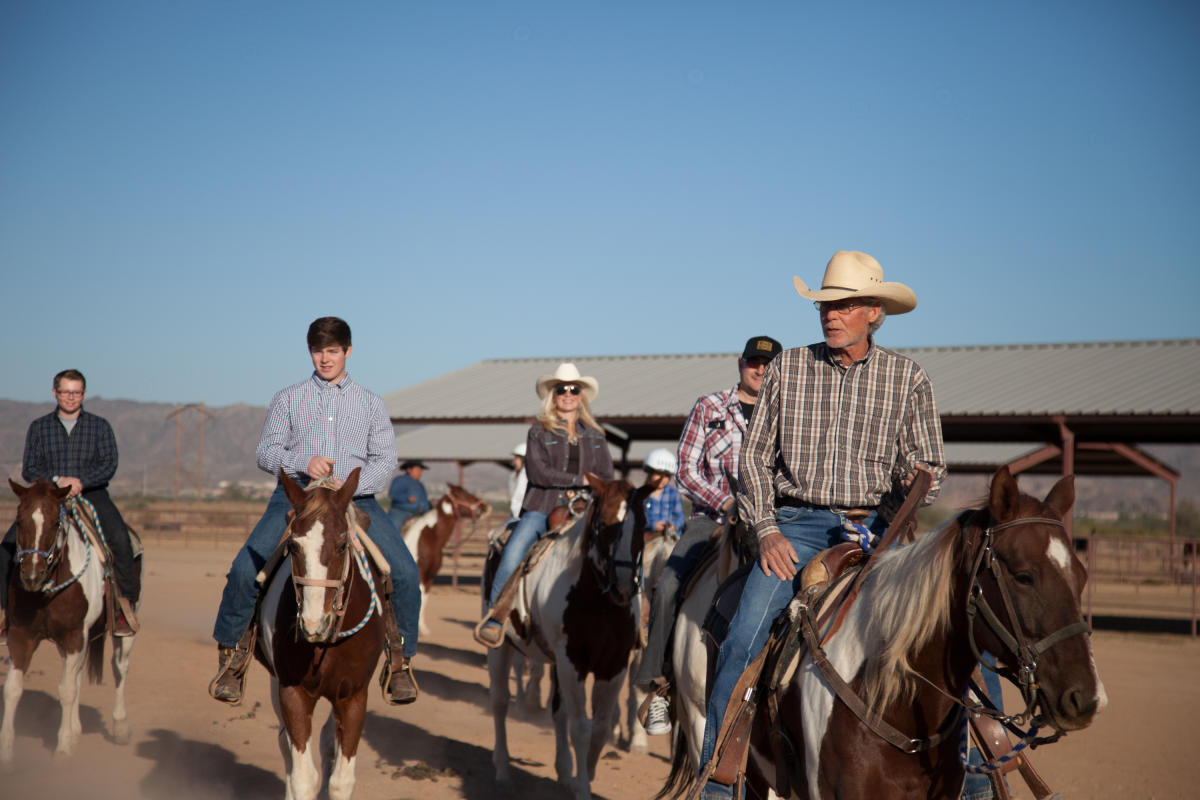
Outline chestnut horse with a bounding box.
[486,474,648,800]
[256,468,385,800]
[2,479,140,766]
[664,468,1107,800]
[401,483,488,635]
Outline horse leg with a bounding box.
[550,660,595,799]
[277,685,320,800]
[487,643,517,789]
[110,632,136,745]
[55,645,88,757]
[588,673,624,778]
[326,690,368,800]
[417,582,430,636]
[0,636,35,768]
[626,651,647,753]
[523,658,545,712]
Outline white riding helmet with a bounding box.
[643,448,677,475]
[512,442,527,457]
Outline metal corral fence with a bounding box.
[1076,534,1200,636]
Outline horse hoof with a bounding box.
[112,722,132,745]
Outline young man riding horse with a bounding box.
[697,251,947,800]
[475,362,614,648]
[634,335,781,735]
[209,316,421,706]
[0,368,139,641]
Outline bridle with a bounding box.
[15,497,95,596]
[965,514,1092,727]
[585,488,643,607]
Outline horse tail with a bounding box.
[86,604,107,684]
[656,723,696,800]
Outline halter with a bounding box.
[15,498,95,596]
[286,479,383,642]
[964,514,1092,732]
[586,489,643,606]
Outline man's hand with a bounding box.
[759,532,799,580]
[57,476,83,498]
[654,520,668,532]
[307,456,336,479]
[900,463,934,490]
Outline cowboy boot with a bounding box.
[208,625,256,705]
[379,609,418,705]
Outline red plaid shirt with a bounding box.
[675,385,748,521]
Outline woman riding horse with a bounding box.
[475,362,614,647]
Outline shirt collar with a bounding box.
[817,339,878,370]
[310,371,354,391]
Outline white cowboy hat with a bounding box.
[535,362,599,403]
[792,250,917,315]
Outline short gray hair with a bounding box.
[868,304,887,335]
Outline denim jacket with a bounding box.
[520,421,614,515]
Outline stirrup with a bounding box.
[114,595,139,637]
[473,616,506,649]
[379,650,419,705]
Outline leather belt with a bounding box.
[776,496,876,516]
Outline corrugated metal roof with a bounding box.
[385,339,1200,421]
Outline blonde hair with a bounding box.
[536,388,604,434]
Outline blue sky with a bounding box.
[3,1,1197,407]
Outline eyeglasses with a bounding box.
[555,384,582,396]
[814,299,875,314]
[56,390,84,397]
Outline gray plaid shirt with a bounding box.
[739,341,946,541]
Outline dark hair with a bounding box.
[53,369,86,391]
[307,317,352,350]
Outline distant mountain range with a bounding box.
[2,397,1195,513]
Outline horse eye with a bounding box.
[337,542,348,554]
[1014,571,1035,587]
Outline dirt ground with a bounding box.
[1,544,1196,800]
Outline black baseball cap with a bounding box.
[399,460,429,470]
[741,336,782,361]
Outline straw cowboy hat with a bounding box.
[793,250,917,315]
[536,362,599,404]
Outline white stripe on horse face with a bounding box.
[296,520,327,630]
[1047,535,1072,574]
[440,499,453,515]
[30,508,45,542]
[615,500,627,523]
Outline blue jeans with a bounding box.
[388,507,415,531]
[700,506,884,769]
[962,654,1006,799]
[212,484,421,657]
[488,510,548,608]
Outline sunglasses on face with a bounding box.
[555,384,582,396]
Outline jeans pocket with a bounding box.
[776,505,805,524]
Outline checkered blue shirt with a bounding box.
[256,372,397,496]
[22,409,119,490]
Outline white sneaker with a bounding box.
[644,695,671,735]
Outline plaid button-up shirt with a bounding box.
[256,372,397,496]
[739,342,946,541]
[22,409,120,490]
[676,385,748,521]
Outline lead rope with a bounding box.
[336,511,385,640]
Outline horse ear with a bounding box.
[1043,474,1075,519]
[9,479,26,498]
[280,469,307,509]
[988,466,1020,522]
[584,472,605,492]
[338,467,361,506]
[54,484,72,500]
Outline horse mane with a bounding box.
[292,484,336,527]
[857,514,965,713]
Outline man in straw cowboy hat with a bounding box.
[696,251,947,798]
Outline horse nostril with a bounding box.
[1063,685,1099,720]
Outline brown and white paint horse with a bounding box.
[666,468,1107,800]
[401,483,488,635]
[486,474,649,800]
[256,468,385,800]
[2,479,140,767]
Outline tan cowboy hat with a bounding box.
[793,250,917,315]
[535,362,599,403]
